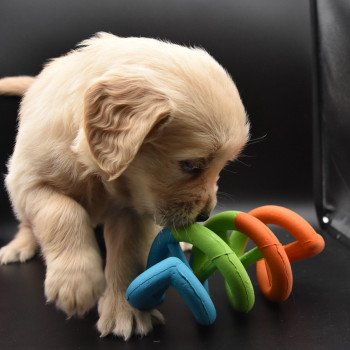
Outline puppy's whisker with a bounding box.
[247,133,268,145]
[222,168,237,175]
[217,191,236,202]
[238,153,255,159]
[214,202,225,210]
[235,158,251,167]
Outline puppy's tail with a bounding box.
[0,76,35,96]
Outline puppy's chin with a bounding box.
[120,200,195,228]
[158,218,196,229]
[154,209,197,228]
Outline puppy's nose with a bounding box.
[196,212,210,222]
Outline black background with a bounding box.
[2,1,350,350]
[0,0,313,221]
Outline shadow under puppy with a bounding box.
[0,32,249,340]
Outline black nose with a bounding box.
[196,212,210,222]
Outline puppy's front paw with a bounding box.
[0,236,38,264]
[45,252,106,317]
[97,289,164,340]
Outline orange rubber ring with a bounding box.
[235,212,293,302]
[249,206,325,263]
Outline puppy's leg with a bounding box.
[0,222,38,264]
[97,209,164,340]
[27,185,106,317]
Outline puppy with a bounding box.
[0,32,249,340]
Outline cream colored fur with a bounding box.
[0,76,34,96]
[0,32,249,340]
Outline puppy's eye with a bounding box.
[179,160,203,175]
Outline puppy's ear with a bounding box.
[84,71,172,181]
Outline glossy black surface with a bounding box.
[1,204,350,350]
[1,0,349,349]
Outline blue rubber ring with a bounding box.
[126,257,216,325]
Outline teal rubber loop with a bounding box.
[126,228,215,325]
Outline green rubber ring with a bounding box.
[172,223,254,313]
[192,211,264,276]
[192,211,241,281]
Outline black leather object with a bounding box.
[312,0,350,246]
[1,1,350,349]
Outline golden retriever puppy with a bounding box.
[0,32,249,340]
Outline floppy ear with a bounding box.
[84,71,172,181]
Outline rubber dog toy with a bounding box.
[126,225,255,325]
[171,224,255,312]
[126,205,325,324]
[126,228,216,325]
[191,205,325,302]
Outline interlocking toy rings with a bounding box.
[127,228,216,325]
[198,210,293,302]
[126,205,325,325]
[172,224,255,312]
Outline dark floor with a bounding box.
[1,201,350,350]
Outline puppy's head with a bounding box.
[83,45,249,227]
